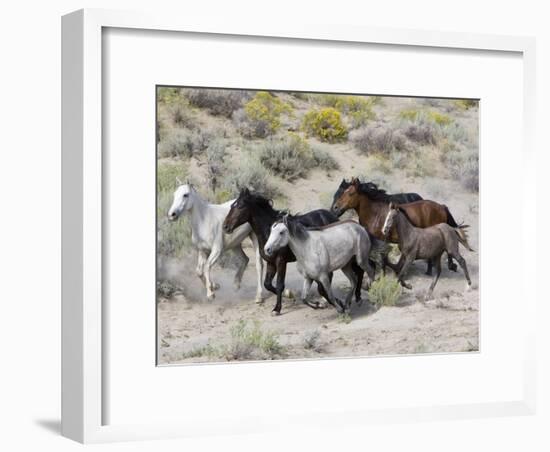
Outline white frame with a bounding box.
[62,8,537,444]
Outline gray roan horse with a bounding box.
[264,216,375,313]
[168,183,263,302]
[381,202,473,297]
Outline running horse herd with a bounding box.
[167,177,474,316]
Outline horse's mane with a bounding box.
[240,190,278,212]
[280,214,309,241]
[356,181,392,201]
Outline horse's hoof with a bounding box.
[271,310,281,317]
[318,301,329,309]
[212,283,220,291]
[465,283,472,292]
[356,298,363,306]
[449,265,458,272]
[233,281,241,291]
[206,293,215,301]
[255,297,264,304]
[403,282,412,290]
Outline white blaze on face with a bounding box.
[168,184,192,220]
[264,222,289,256]
[382,209,396,236]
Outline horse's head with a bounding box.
[330,178,351,216]
[332,177,361,216]
[168,183,195,221]
[223,188,252,233]
[382,202,400,237]
[264,218,290,257]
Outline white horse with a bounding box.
[264,216,374,313]
[168,183,263,302]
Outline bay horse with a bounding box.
[330,179,423,215]
[332,177,464,274]
[168,183,263,302]
[222,188,365,315]
[265,215,375,314]
[382,202,473,296]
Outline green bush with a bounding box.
[368,275,402,306]
[427,110,452,126]
[302,107,348,142]
[454,99,478,110]
[241,91,293,137]
[320,95,378,128]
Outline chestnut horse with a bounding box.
[332,178,465,274]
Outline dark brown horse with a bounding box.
[222,188,364,315]
[332,178,464,273]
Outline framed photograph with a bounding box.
[62,9,537,443]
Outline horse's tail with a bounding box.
[357,230,376,284]
[454,227,474,252]
[443,205,459,227]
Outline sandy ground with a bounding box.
[158,199,479,364]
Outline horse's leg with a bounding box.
[427,253,443,298]
[300,277,318,310]
[340,263,358,312]
[447,253,458,272]
[272,258,287,315]
[231,246,249,290]
[203,244,223,300]
[397,254,415,290]
[318,273,345,313]
[195,250,207,284]
[250,234,264,303]
[316,272,334,309]
[452,252,472,291]
[264,261,277,295]
[425,259,433,276]
[351,260,364,304]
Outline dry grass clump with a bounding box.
[222,151,279,199]
[368,275,402,306]
[256,133,339,181]
[350,124,408,155]
[185,88,250,118]
[156,161,192,257]
[158,127,216,158]
[223,320,285,361]
[303,329,322,352]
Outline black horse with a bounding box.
[222,188,365,315]
[330,179,423,216]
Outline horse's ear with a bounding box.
[243,187,250,195]
[351,177,360,186]
[175,176,182,187]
